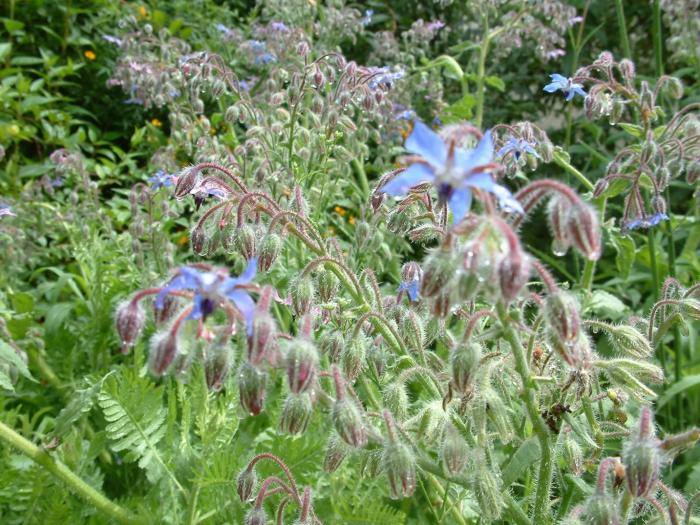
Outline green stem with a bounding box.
[475,32,490,129]
[665,191,683,430]
[652,0,664,76]
[351,158,370,200]
[0,421,141,525]
[497,303,552,523]
[614,0,632,59]
[552,152,595,192]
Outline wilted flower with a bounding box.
[544,74,587,101]
[380,121,523,224]
[155,259,257,334]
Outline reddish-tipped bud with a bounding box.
[234,224,257,260]
[205,344,233,392]
[450,342,482,396]
[116,300,145,353]
[498,253,531,304]
[568,202,602,261]
[401,261,423,285]
[239,362,267,416]
[549,332,592,370]
[257,233,282,272]
[247,311,277,365]
[191,225,207,255]
[545,291,581,345]
[441,423,468,475]
[623,407,660,497]
[290,276,315,317]
[279,392,313,435]
[286,339,318,394]
[174,166,199,199]
[547,196,572,256]
[331,366,366,448]
[153,295,178,326]
[236,467,257,501]
[381,410,416,499]
[324,433,349,472]
[320,330,344,361]
[431,290,453,318]
[420,246,456,297]
[148,331,179,377]
[244,507,267,525]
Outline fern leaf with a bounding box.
[53,376,104,438]
[98,368,174,487]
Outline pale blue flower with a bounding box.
[148,170,175,190]
[155,259,257,335]
[398,279,420,302]
[544,73,587,101]
[0,203,16,218]
[624,213,669,231]
[381,121,524,224]
[497,138,540,161]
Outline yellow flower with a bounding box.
[177,233,189,246]
[209,127,217,136]
[348,216,356,225]
[84,50,96,61]
[334,206,346,216]
[150,118,162,128]
[138,5,148,17]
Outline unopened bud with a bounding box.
[239,362,267,416]
[665,77,684,99]
[245,507,266,525]
[331,366,366,447]
[236,467,257,501]
[174,166,199,199]
[606,324,652,358]
[257,233,281,272]
[383,382,409,421]
[191,225,207,255]
[420,246,456,297]
[619,59,635,82]
[148,331,179,377]
[441,423,468,475]
[582,494,620,525]
[290,276,315,317]
[568,202,601,261]
[279,392,313,435]
[316,269,339,303]
[382,438,416,499]
[323,432,349,472]
[545,291,581,345]
[450,342,482,396]
[547,196,572,256]
[623,437,660,497]
[205,343,233,391]
[116,300,145,353]
[247,311,277,365]
[286,339,318,393]
[234,224,257,260]
[498,252,531,303]
[319,330,344,361]
[400,310,424,353]
[340,336,367,382]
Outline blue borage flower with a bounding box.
[367,67,405,90]
[380,121,524,224]
[544,73,587,101]
[623,213,669,231]
[398,279,420,302]
[50,177,64,188]
[155,259,257,335]
[361,9,374,27]
[497,137,540,161]
[148,170,176,190]
[270,21,289,33]
[0,203,16,217]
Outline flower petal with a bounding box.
[155,271,199,309]
[466,173,523,214]
[405,121,447,168]
[186,295,205,320]
[448,187,473,224]
[381,163,435,196]
[458,130,494,174]
[228,289,256,336]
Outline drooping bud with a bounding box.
[547,195,572,256]
[190,225,207,256]
[568,202,602,260]
[290,275,315,317]
[619,59,635,82]
[581,494,621,525]
[441,423,468,475]
[285,339,318,394]
[236,467,257,501]
[323,432,349,472]
[340,336,367,382]
[148,331,179,377]
[257,233,282,272]
[316,268,339,303]
[498,252,531,303]
[664,76,684,99]
[400,310,424,354]
[245,507,267,525]
[420,246,456,297]
[247,311,277,365]
[473,455,504,522]
[279,392,313,435]
[382,382,409,421]
[562,437,585,475]
[623,437,660,498]
[116,300,145,353]
[153,295,178,326]
[174,166,199,199]
[205,343,233,391]
[545,291,581,345]
[450,342,482,396]
[239,362,267,416]
[331,366,366,447]
[319,330,344,361]
[234,224,257,260]
[605,324,652,358]
[382,410,416,499]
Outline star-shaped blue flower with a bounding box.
[543,74,587,101]
[155,259,257,335]
[497,138,540,161]
[624,212,669,231]
[148,170,176,190]
[398,279,420,302]
[380,121,524,224]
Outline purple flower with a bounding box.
[624,213,669,231]
[155,259,257,335]
[497,138,540,161]
[50,177,64,188]
[380,121,524,224]
[148,170,176,190]
[270,21,289,32]
[426,20,445,32]
[544,74,587,101]
[0,203,16,218]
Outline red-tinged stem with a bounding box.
[194,162,248,192]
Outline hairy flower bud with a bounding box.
[279,392,313,435]
[174,166,199,199]
[400,310,424,354]
[116,300,145,353]
[320,330,344,361]
[606,324,652,358]
[582,494,620,525]
[665,77,684,99]
[205,343,233,391]
[619,59,635,82]
[568,202,601,260]
[498,252,531,303]
[286,339,318,394]
[191,225,207,255]
[340,336,367,382]
[245,507,267,525]
[623,437,660,498]
[383,382,409,421]
[247,311,277,365]
[547,196,572,256]
[324,432,349,472]
[545,291,581,345]
[234,224,257,260]
[236,467,257,501]
[421,246,456,297]
[333,397,366,448]
[450,342,482,396]
[382,439,416,499]
[316,269,339,303]
[473,456,504,522]
[441,423,468,475]
[256,233,281,272]
[290,276,315,317]
[239,362,267,416]
[148,331,179,377]
[563,437,584,475]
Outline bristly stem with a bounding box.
[0,421,141,525]
[652,0,664,76]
